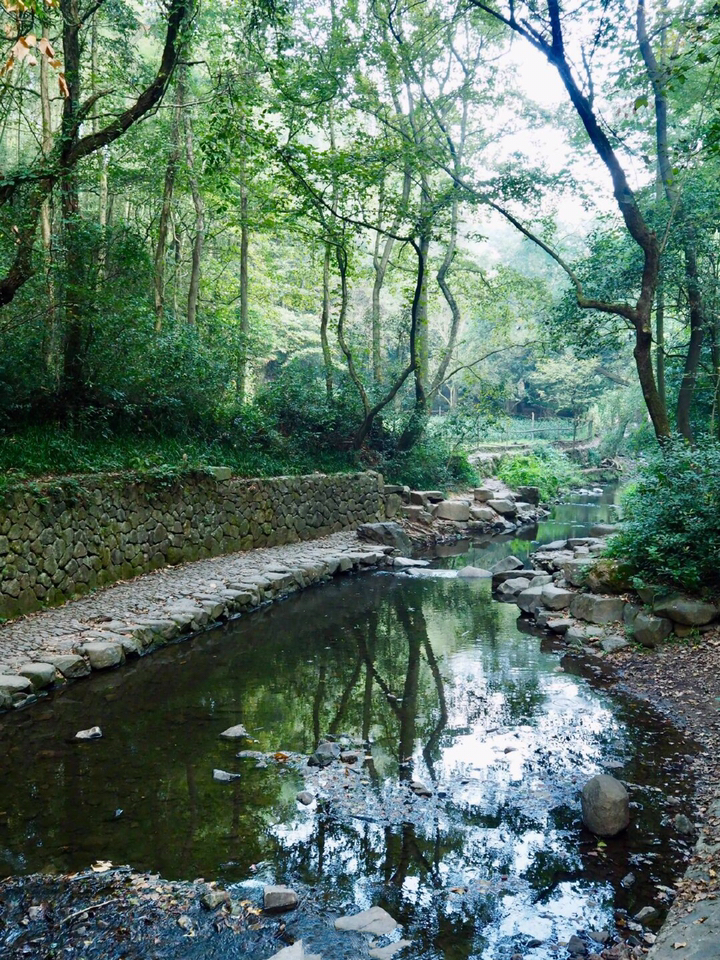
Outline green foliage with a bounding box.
[606,437,720,594]
[497,446,582,500]
[381,437,478,491]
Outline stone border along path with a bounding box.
[0,530,395,712]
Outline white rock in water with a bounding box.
[335,905,399,935]
[213,768,241,782]
[75,726,102,740]
[219,724,249,739]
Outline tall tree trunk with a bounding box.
[238,176,250,401]
[320,108,338,400]
[182,69,204,326]
[639,0,702,440]
[154,83,182,329]
[92,16,108,281]
[39,23,57,382]
[59,0,86,407]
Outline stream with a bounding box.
[0,489,696,959]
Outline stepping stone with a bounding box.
[335,906,399,935]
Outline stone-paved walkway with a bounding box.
[0,531,392,708]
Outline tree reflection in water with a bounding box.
[0,572,696,960]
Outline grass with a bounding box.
[0,426,358,485]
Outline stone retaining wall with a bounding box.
[0,470,384,618]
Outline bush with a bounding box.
[607,437,720,594]
[381,438,478,490]
[497,446,581,501]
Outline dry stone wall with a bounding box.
[0,470,384,618]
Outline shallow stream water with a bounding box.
[0,489,695,959]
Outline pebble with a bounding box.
[296,791,314,805]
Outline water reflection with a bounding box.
[0,486,695,959]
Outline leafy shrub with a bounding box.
[606,437,720,594]
[381,438,478,490]
[497,445,581,500]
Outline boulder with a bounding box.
[600,634,631,653]
[516,584,546,615]
[652,595,718,626]
[296,791,314,805]
[517,485,540,505]
[18,662,56,689]
[457,566,492,579]
[546,617,573,634]
[47,654,90,679]
[487,499,516,516]
[474,487,494,502]
[308,741,341,767]
[581,774,630,836]
[566,625,604,647]
[434,500,470,522]
[563,559,595,587]
[0,675,32,697]
[585,558,632,594]
[541,585,574,611]
[633,612,672,648]
[357,522,412,554]
[497,577,530,600]
[569,594,625,624]
[491,555,524,575]
[263,885,299,912]
[469,506,496,522]
[79,641,123,670]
